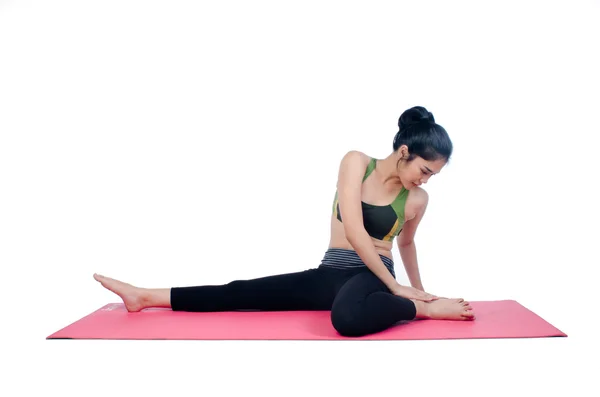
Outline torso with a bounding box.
[328,151,425,261]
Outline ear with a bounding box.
[397,145,409,160]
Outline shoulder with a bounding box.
[336,150,372,190]
[337,150,372,176]
[340,150,371,167]
[405,186,429,220]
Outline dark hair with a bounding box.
[393,106,453,163]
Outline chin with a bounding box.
[400,177,417,189]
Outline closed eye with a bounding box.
[424,166,436,175]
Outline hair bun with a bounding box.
[398,106,435,132]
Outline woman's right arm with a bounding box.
[336,151,400,291]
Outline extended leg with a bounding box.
[170,268,338,312]
[94,268,337,312]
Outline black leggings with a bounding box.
[170,250,418,337]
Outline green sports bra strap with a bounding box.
[362,157,377,182]
[390,186,409,220]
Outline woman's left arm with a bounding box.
[396,189,429,291]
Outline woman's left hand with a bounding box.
[415,285,447,299]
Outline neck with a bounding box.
[376,154,404,187]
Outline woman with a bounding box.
[94,105,475,337]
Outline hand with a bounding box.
[414,284,447,299]
[391,284,439,302]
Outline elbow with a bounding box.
[397,239,415,248]
[344,227,367,247]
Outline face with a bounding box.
[396,146,446,188]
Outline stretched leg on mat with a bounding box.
[94,268,337,312]
[170,268,338,312]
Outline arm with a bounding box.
[337,151,399,291]
[398,242,424,291]
[396,189,429,291]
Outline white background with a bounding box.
[1,0,599,396]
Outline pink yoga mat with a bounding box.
[47,300,566,340]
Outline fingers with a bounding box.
[400,287,439,302]
[422,291,438,300]
[415,297,433,302]
[409,291,428,301]
[415,291,433,301]
[415,293,437,302]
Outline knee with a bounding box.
[330,305,365,337]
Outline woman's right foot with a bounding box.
[413,298,475,320]
[93,273,147,312]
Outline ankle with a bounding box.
[411,299,431,319]
[138,288,152,309]
[139,288,171,308]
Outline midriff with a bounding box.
[327,215,395,261]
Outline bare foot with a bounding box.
[93,273,147,312]
[427,298,475,320]
[413,298,475,320]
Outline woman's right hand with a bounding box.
[390,284,438,302]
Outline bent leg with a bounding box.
[330,271,417,337]
[171,268,336,312]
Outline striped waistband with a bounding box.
[319,248,395,277]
